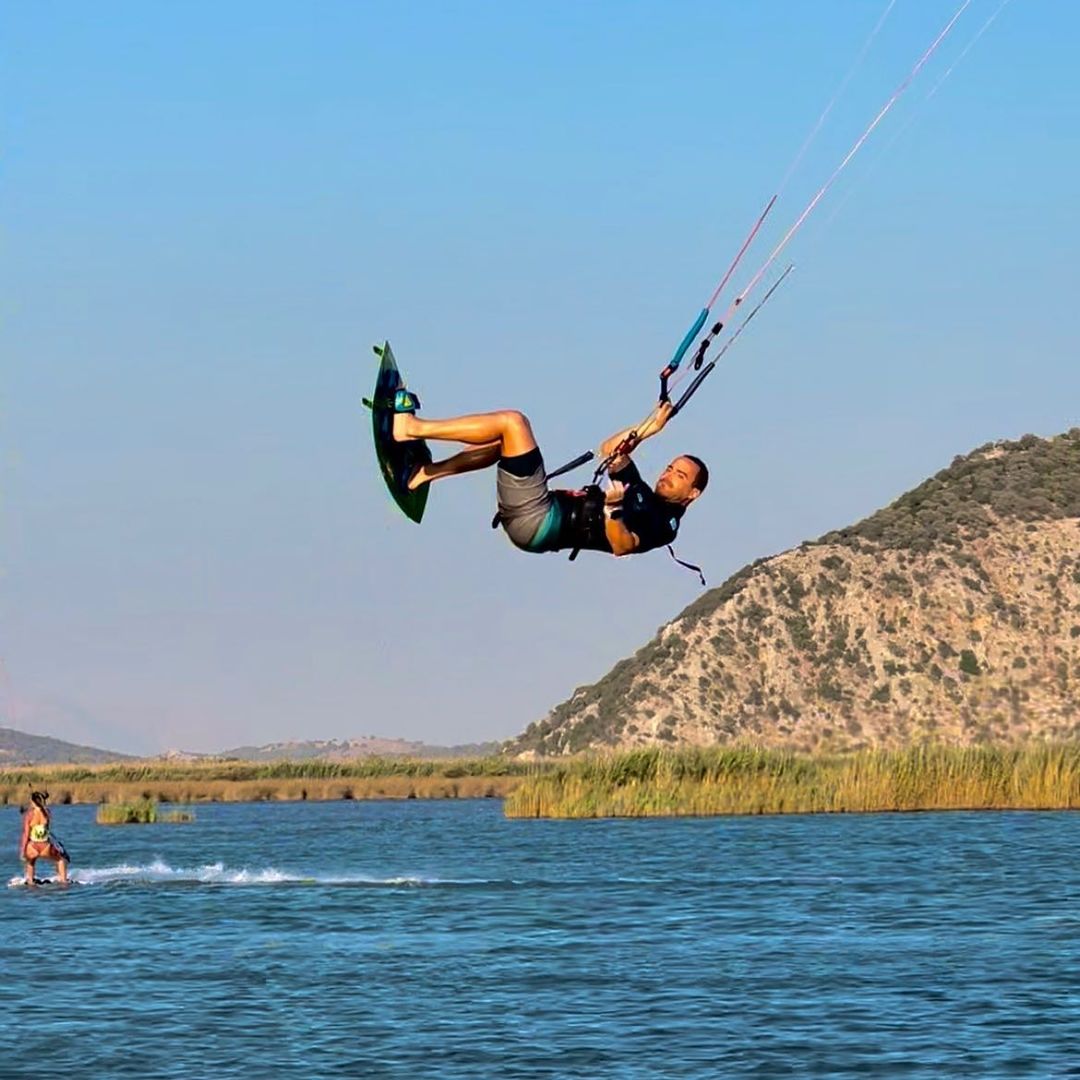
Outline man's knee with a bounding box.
[496,410,533,437]
[496,410,538,457]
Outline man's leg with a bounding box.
[408,441,501,491]
[394,410,538,458]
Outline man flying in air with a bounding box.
[391,395,707,558]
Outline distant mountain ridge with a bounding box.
[1,726,500,766]
[511,430,1080,755]
[0,726,135,766]
[214,736,502,761]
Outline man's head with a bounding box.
[655,455,708,506]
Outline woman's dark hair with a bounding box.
[684,455,709,493]
[30,790,49,809]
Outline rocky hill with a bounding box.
[0,725,134,765]
[512,431,1080,755]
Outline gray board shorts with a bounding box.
[496,458,563,553]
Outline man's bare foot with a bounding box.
[392,413,417,442]
[406,464,430,491]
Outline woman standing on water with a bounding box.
[20,790,69,886]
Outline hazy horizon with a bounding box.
[0,717,503,758]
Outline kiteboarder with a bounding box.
[20,790,69,887]
[391,396,707,558]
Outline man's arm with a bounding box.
[598,402,674,471]
[604,511,639,557]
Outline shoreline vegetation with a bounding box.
[504,745,1080,818]
[96,800,196,825]
[1,746,1078,817]
[0,757,530,806]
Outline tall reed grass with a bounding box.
[503,744,1080,818]
[96,799,195,824]
[13,746,1076,817]
[0,758,530,806]
[97,800,159,824]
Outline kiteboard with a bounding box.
[363,342,432,524]
[8,877,70,888]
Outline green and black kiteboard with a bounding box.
[363,342,432,524]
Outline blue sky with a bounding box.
[2,1,1077,754]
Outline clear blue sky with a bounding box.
[2,1,1076,754]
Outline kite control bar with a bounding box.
[545,261,791,486]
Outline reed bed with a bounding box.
[0,759,530,806]
[0,754,526,785]
[97,800,156,825]
[11,746,1078,817]
[503,744,1080,818]
[96,800,195,824]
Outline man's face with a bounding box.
[655,456,703,504]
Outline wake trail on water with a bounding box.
[8,860,516,889]
[9,863,843,891]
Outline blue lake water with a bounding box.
[1,800,1077,1078]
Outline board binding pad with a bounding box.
[368,342,432,523]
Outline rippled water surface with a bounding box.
[2,801,1077,1078]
